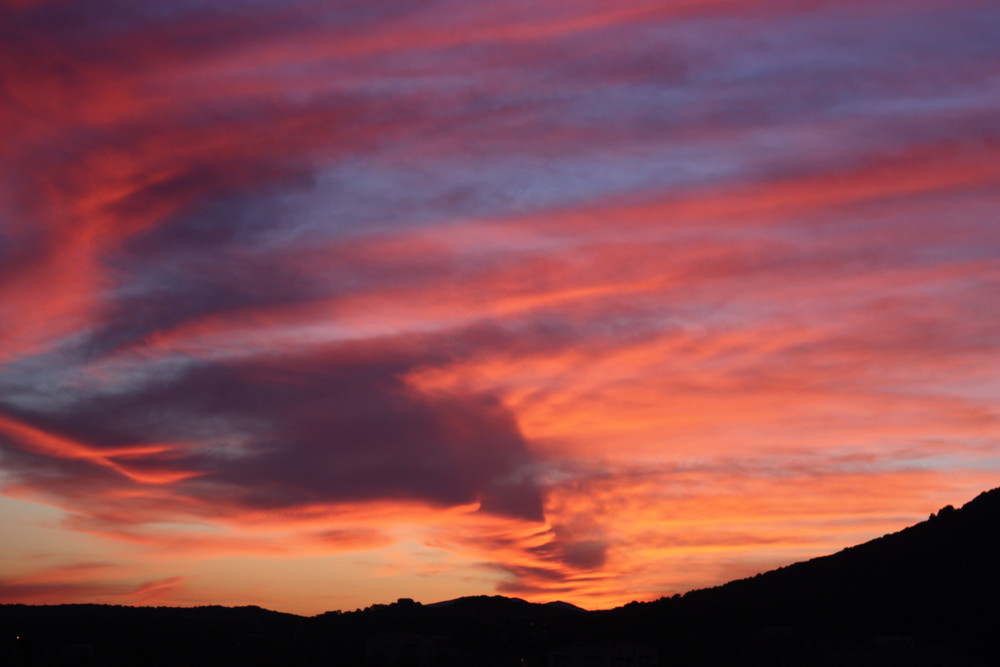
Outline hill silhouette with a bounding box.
[613,486,1000,665]
[3,486,998,665]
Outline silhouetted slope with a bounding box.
[633,486,1000,664]
[687,487,999,620]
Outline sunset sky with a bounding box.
[1,0,999,615]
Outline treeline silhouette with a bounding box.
[3,487,999,666]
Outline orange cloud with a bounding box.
[124,576,186,605]
[0,414,200,485]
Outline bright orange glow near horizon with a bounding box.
[2,0,999,615]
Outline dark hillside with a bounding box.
[630,486,1000,664]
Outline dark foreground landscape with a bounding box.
[3,487,999,666]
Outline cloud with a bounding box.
[0,559,186,606]
[0,580,124,604]
[0,340,545,527]
[125,576,186,604]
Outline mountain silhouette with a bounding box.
[2,486,998,665]
[616,486,1000,665]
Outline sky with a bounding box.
[1,0,999,616]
